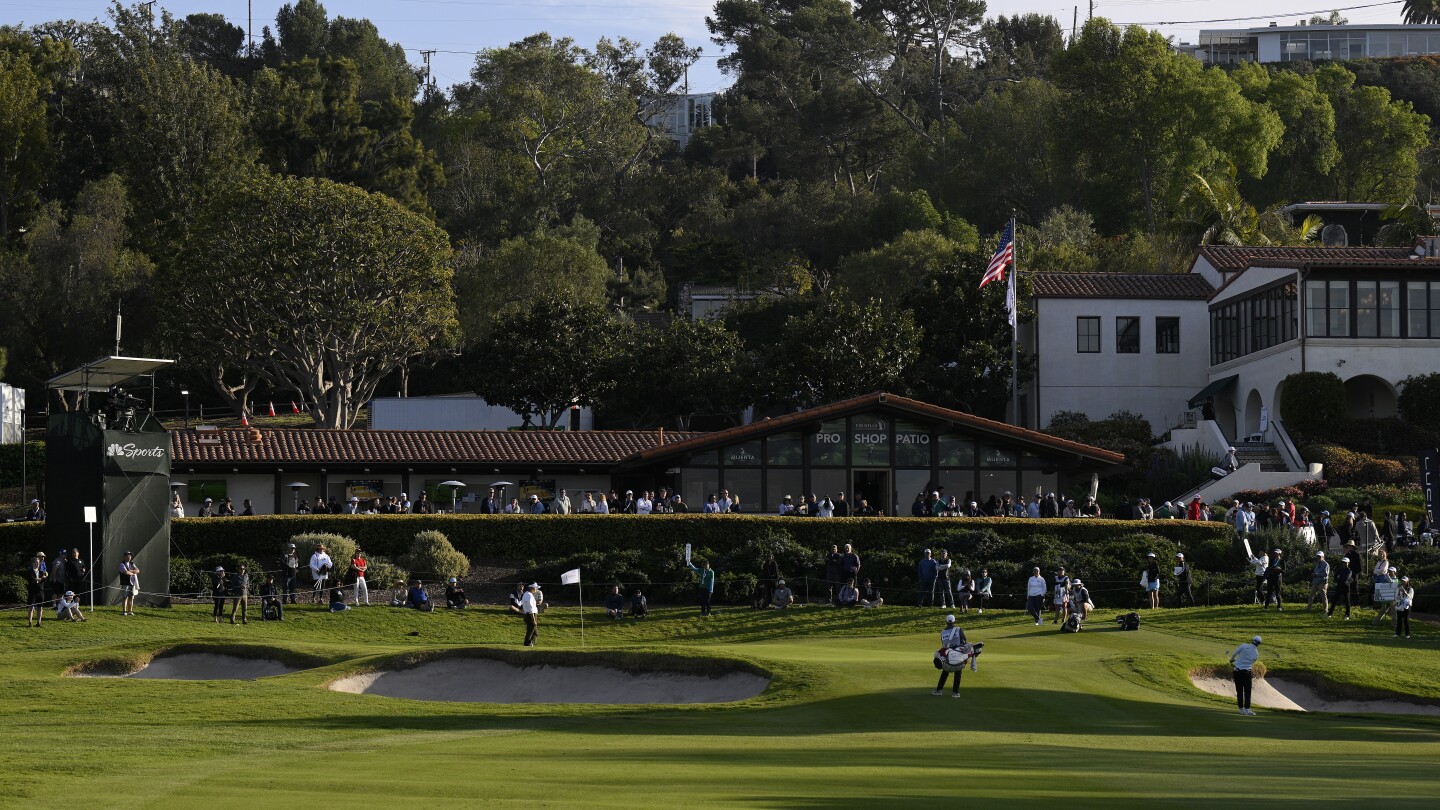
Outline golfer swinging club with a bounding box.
[1227,635,1262,716]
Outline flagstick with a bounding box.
[578,582,585,649]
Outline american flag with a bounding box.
[979,220,1013,289]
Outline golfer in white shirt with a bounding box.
[520,583,539,646]
[1026,568,1047,625]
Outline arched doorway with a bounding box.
[1344,375,1397,419]
[1243,389,1264,437]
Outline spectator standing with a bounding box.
[480,487,500,514]
[49,548,67,604]
[702,495,720,513]
[26,499,46,521]
[198,498,214,517]
[279,543,301,604]
[240,499,254,516]
[833,492,850,517]
[229,564,250,624]
[917,550,938,607]
[841,543,861,588]
[1026,567,1047,625]
[1143,553,1161,610]
[1174,553,1195,608]
[687,559,716,616]
[554,489,572,514]
[636,491,653,515]
[1372,565,1398,625]
[824,545,843,601]
[352,548,369,606]
[309,544,333,603]
[117,551,140,616]
[934,550,955,608]
[596,493,610,514]
[1263,549,1284,611]
[1223,446,1239,473]
[717,489,733,513]
[760,554,780,607]
[211,566,229,623]
[25,553,47,627]
[521,583,540,644]
[1228,635,1262,715]
[1187,496,1205,521]
[1328,554,1354,619]
[1307,552,1330,612]
[169,493,185,518]
[64,549,87,603]
[218,497,236,517]
[1394,576,1414,639]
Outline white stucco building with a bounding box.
[1022,246,1440,443]
[1183,23,1440,64]
[1018,272,1214,433]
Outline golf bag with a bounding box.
[1117,612,1141,631]
[1061,613,1082,633]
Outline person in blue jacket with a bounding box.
[917,549,939,607]
[687,559,715,616]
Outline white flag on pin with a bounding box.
[560,568,581,585]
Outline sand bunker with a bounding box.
[77,653,298,681]
[330,659,769,704]
[1190,673,1440,716]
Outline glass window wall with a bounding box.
[810,418,846,466]
[851,414,890,467]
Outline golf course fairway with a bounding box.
[5,602,1438,807]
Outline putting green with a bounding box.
[4,602,1437,807]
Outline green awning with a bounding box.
[1188,375,1238,409]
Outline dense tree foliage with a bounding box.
[2,2,1440,430]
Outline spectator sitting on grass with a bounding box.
[771,580,795,609]
[406,580,433,612]
[56,590,86,622]
[260,575,283,621]
[837,578,859,608]
[508,582,525,614]
[630,588,648,618]
[445,578,469,609]
[329,587,349,612]
[858,578,883,608]
[605,585,625,619]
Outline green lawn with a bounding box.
[5,600,1439,807]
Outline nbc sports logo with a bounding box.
[106,443,165,459]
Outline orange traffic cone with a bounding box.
[291,401,300,414]
[268,401,276,417]
[240,410,249,427]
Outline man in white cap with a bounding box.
[1223,446,1239,473]
[528,494,545,514]
[198,497,215,518]
[1228,635,1262,715]
[1307,551,1330,612]
[56,589,86,622]
[25,498,45,522]
[1174,553,1195,607]
[520,582,540,646]
[280,543,301,604]
[309,543,333,603]
[1246,545,1269,605]
[1395,576,1414,638]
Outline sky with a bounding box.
[0,0,1415,95]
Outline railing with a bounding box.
[1268,419,1307,474]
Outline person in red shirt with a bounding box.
[352,549,369,606]
[1187,496,1205,521]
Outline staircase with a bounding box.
[1233,443,1288,473]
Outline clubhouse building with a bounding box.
[170,393,1122,515]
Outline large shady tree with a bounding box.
[167,173,457,428]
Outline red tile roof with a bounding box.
[172,428,704,466]
[620,392,1125,466]
[1026,272,1214,300]
[1196,245,1439,272]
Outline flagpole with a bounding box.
[578,582,585,649]
[1009,213,1020,427]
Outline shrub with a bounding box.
[1279,372,1346,440]
[1305,444,1409,487]
[289,533,356,581]
[0,573,25,604]
[362,555,408,589]
[1304,495,1336,515]
[169,557,203,596]
[1398,373,1440,432]
[400,530,469,581]
[195,553,264,589]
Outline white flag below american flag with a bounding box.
[980,220,1014,289]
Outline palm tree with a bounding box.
[1176,172,1322,247]
[1403,0,1440,24]
[1375,197,1434,246]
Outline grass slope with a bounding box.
[3,601,1438,807]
